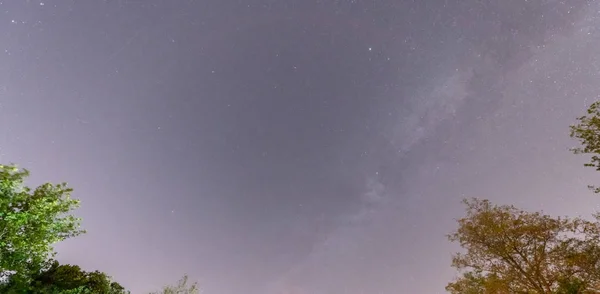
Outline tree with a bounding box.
[150,274,199,294]
[0,164,84,283]
[446,198,600,293]
[570,101,600,193]
[0,260,128,293]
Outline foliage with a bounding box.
[0,260,128,293]
[0,163,194,293]
[150,274,199,294]
[0,164,84,282]
[570,101,600,193]
[446,198,600,294]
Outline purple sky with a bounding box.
[2,0,600,293]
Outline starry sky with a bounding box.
[2,0,600,293]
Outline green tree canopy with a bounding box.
[0,164,84,283]
[0,260,128,294]
[446,198,600,293]
[0,163,195,293]
[570,101,600,193]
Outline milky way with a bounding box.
[1,1,599,293]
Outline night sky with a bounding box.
[2,0,600,293]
